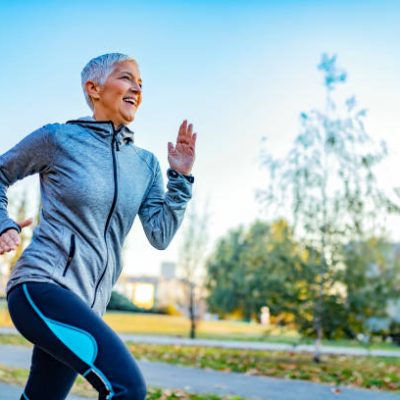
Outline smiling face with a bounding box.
[86,60,142,128]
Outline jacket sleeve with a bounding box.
[0,124,55,236]
[138,161,193,250]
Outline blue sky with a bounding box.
[1,1,400,276]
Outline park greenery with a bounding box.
[0,334,398,392]
[106,290,159,313]
[206,219,400,342]
[206,55,400,356]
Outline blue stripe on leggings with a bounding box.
[22,284,114,398]
[22,392,29,400]
[92,366,115,399]
[22,284,97,364]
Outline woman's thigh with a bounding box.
[7,282,146,400]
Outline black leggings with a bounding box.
[7,282,147,400]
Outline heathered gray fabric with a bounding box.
[1,117,193,315]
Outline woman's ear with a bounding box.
[85,80,101,103]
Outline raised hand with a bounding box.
[0,218,33,255]
[167,120,197,176]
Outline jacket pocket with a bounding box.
[62,234,76,277]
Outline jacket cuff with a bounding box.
[166,168,193,205]
[167,168,195,184]
[0,219,21,236]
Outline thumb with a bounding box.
[168,142,175,153]
[17,218,33,229]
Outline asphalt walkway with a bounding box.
[2,327,400,358]
[0,344,398,400]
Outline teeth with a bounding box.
[124,98,136,105]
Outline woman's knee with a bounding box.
[118,370,147,400]
[123,380,147,400]
[94,370,147,400]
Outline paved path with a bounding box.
[0,382,88,400]
[0,344,398,400]
[1,327,400,358]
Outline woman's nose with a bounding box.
[130,82,142,93]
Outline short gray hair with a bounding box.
[81,53,137,110]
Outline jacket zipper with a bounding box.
[91,132,120,307]
[62,234,76,277]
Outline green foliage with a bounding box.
[257,54,400,347]
[342,238,400,338]
[107,290,169,314]
[207,219,308,323]
[106,291,167,314]
[205,216,400,341]
[106,290,142,312]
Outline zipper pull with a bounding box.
[115,140,120,151]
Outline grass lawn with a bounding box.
[0,334,398,393]
[1,307,400,350]
[103,312,272,340]
[0,307,286,340]
[0,364,243,400]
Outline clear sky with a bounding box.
[1,0,400,277]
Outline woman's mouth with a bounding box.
[123,96,138,106]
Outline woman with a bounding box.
[1,53,196,400]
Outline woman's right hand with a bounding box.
[0,218,33,255]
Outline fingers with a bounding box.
[177,120,197,147]
[0,219,31,255]
[176,120,188,144]
[0,231,19,254]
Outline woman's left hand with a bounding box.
[168,120,197,175]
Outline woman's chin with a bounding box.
[122,113,136,124]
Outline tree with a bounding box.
[206,219,311,324]
[342,238,400,339]
[236,219,306,322]
[177,199,210,339]
[205,225,246,318]
[258,54,400,361]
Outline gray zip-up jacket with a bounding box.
[2,117,193,315]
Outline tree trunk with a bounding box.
[313,322,322,363]
[313,293,323,363]
[188,282,196,339]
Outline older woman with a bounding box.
[2,53,196,400]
